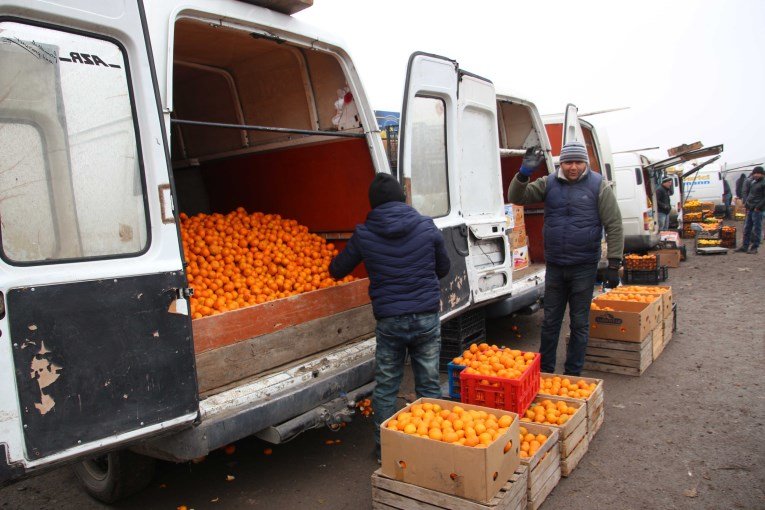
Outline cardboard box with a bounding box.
[654,249,681,268]
[605,285,673,318]
[512,245,529,270]
[512,205,525,227]
[509,225,527,250]
[588,298,661,342]
[380,398,520,504]
[504,205,515,230]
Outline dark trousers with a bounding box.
[540,262,598,375]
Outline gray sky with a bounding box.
[295,0,765,165]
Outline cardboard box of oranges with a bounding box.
[589,296,661,342]
[380,398,520,503]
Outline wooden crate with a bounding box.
[583,333,653,376]
[587,404,604,443]
[525,397,586,458]
[652,323,664,361]
[663,310,674,346]
[371,466,528,510]
[518,423,560,505]
[560,435,589,477]
[539,373,604,438]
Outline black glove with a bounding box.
[519,147,544,177]
[606,258,621,289]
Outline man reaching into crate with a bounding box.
[507,141,623,376]
[330,172,451,462]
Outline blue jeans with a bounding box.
[372,312,441,446]
[540,262,598,375]
[742,209,763,249]
[658,212,670,231]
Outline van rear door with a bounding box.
[0,1,197,481]
[399,53,509,317]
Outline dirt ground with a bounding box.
[2,225,764,510]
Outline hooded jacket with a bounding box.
[329,201,450,319]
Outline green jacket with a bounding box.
[507,171,624,261]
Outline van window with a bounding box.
[0,22,148,264]
[635,168,643,185]
[409,96,449,217]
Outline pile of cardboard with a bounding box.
[506,204,528,271]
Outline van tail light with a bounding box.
[643,211,650,230]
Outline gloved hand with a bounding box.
[606,258,621,289]
[519,147,544,177]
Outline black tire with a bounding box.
[72,450,156,504]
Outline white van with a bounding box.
[0,0,511,500]
[612,153,660,251]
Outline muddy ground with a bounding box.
[2,226,764,510]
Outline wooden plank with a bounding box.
[371,468,527,510]
[527,464,561,510]
[196,303,374,393]
[192,278,370,353]
[583,360,647,376]
[560,419,586,457]
[585,353,642,368]
[586,346,644,361]
[587,408,605,442]
[560,436,590,477]
[528,449,560,502]
[587,336,650,352]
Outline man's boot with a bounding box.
[748,246,758,254]
[735,246,749,253]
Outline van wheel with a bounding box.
[72,450,156,503]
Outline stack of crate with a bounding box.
[439,308,486,373]
[539,373,605,443]
[519,423,560,510]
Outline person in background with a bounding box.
[656,176,673,231]
[507,141,623,376]
[722,178,732,219]
[736,172,748,200]
[329,172,450,462]
[735,166,765,254]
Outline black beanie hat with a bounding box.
[369,173,406,209]
[752,166,764,175]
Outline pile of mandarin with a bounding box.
[518,426,548,459]
[594,293,656,304]
[611,285,668,294]
[624,253,657,270]
[452,343,538,381]
[538,376,597,399]
[385,402,515,449]
[521,399,576,426]
[590,302,614,311]
[180,208,355,319]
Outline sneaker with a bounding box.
[735,246,749,253]
[748,247,758,254]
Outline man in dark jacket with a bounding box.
[507,141,623,375]
[656,177,673,230]
[736,173,747,199]
[330,173,450,459]
[735,166,765,254]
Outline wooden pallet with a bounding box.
[560,435,589,477]
[371,466,528,510]
[583,334,653,376]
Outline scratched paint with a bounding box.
[29,341,62,415]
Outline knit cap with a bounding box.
[559,141,590,164]
[753,166,764,175]
[369,172,406,209]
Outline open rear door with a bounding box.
[0,1,198,482]
[562,103,586,147]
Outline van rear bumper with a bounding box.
[485,280,545,318]
[624,234,660,252]
[134,339,376,462]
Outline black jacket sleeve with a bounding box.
[329,233,363,279]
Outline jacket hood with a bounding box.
[365,201,423,238]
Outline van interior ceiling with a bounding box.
[496,101,547,267]
[169,18,375,270]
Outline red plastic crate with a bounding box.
[459,352,541,416]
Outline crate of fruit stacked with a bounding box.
[449,343,540,416]
[721,226,736,248]
[518,423,560,510]
[539,374,604,443]
[624,253,658,271]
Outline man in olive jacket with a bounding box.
[507,141,623,375]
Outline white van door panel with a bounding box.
[458,74,510,303]
[562,103,585,145]
[0,1,198,480]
